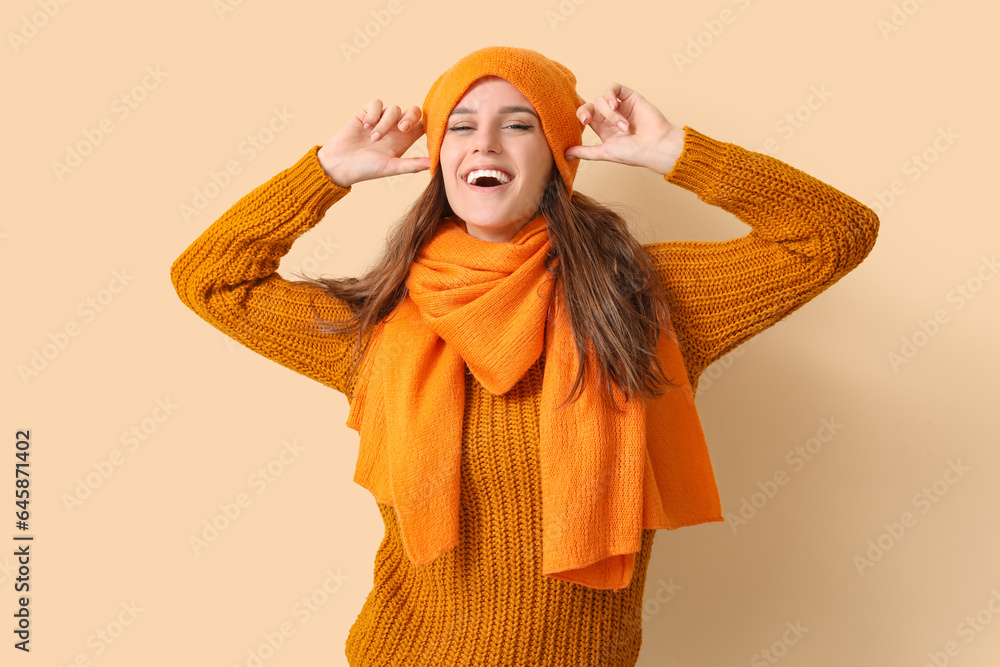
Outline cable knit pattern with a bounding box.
[169,127,878,666]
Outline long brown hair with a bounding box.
[289,165,677,412]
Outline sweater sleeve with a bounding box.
[169,145,366,397]
[642,127,879,384]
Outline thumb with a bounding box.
[564,144,606,162]
[386,155,431,176]
[400,156,432,173]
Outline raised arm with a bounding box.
[171,98,432,397]
[643,127,880,383]
[170,146,364,396]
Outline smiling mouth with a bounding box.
[465,179,512,193]
[465,175,513,191]
[473,177,504,187]
[465,168,514,188]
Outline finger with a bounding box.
[371,104,402,141]
[613,83,644,122]
[397,105,422,133]
[371,104,401,138]
[608,82,637,106]
[358,99,384,129]
[564,143,606,163]
[408,118,426,137]
[582,100,610,126]
[603,87,620,112]
[594,95,628,131]
[604,84,636,130]
[360,100,385,130]
[395,155,431,174]
[577,102,595,125]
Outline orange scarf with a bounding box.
[345,213,722,590]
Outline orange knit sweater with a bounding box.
[170,128,878,666]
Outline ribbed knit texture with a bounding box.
[169,127,878,666]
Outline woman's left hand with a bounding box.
[565,83,685,176]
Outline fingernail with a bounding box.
[363,122,370,129]
[399,121,410,131]
[617,120,628,131]
[371,131,381,141]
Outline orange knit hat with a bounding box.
[422,46,586,196]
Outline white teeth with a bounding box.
[466,169,511,185]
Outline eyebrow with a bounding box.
[449,105,539,118]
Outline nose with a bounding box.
[472,125,501,154]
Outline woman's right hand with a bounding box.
[318,101,431,188]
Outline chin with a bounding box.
[465,213,525,231]
[453,203,509,226]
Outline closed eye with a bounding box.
[448,124,533,132]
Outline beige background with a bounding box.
[3,0,998,665]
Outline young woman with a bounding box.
[171,46,878,667]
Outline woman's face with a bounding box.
[439,76,555,243]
